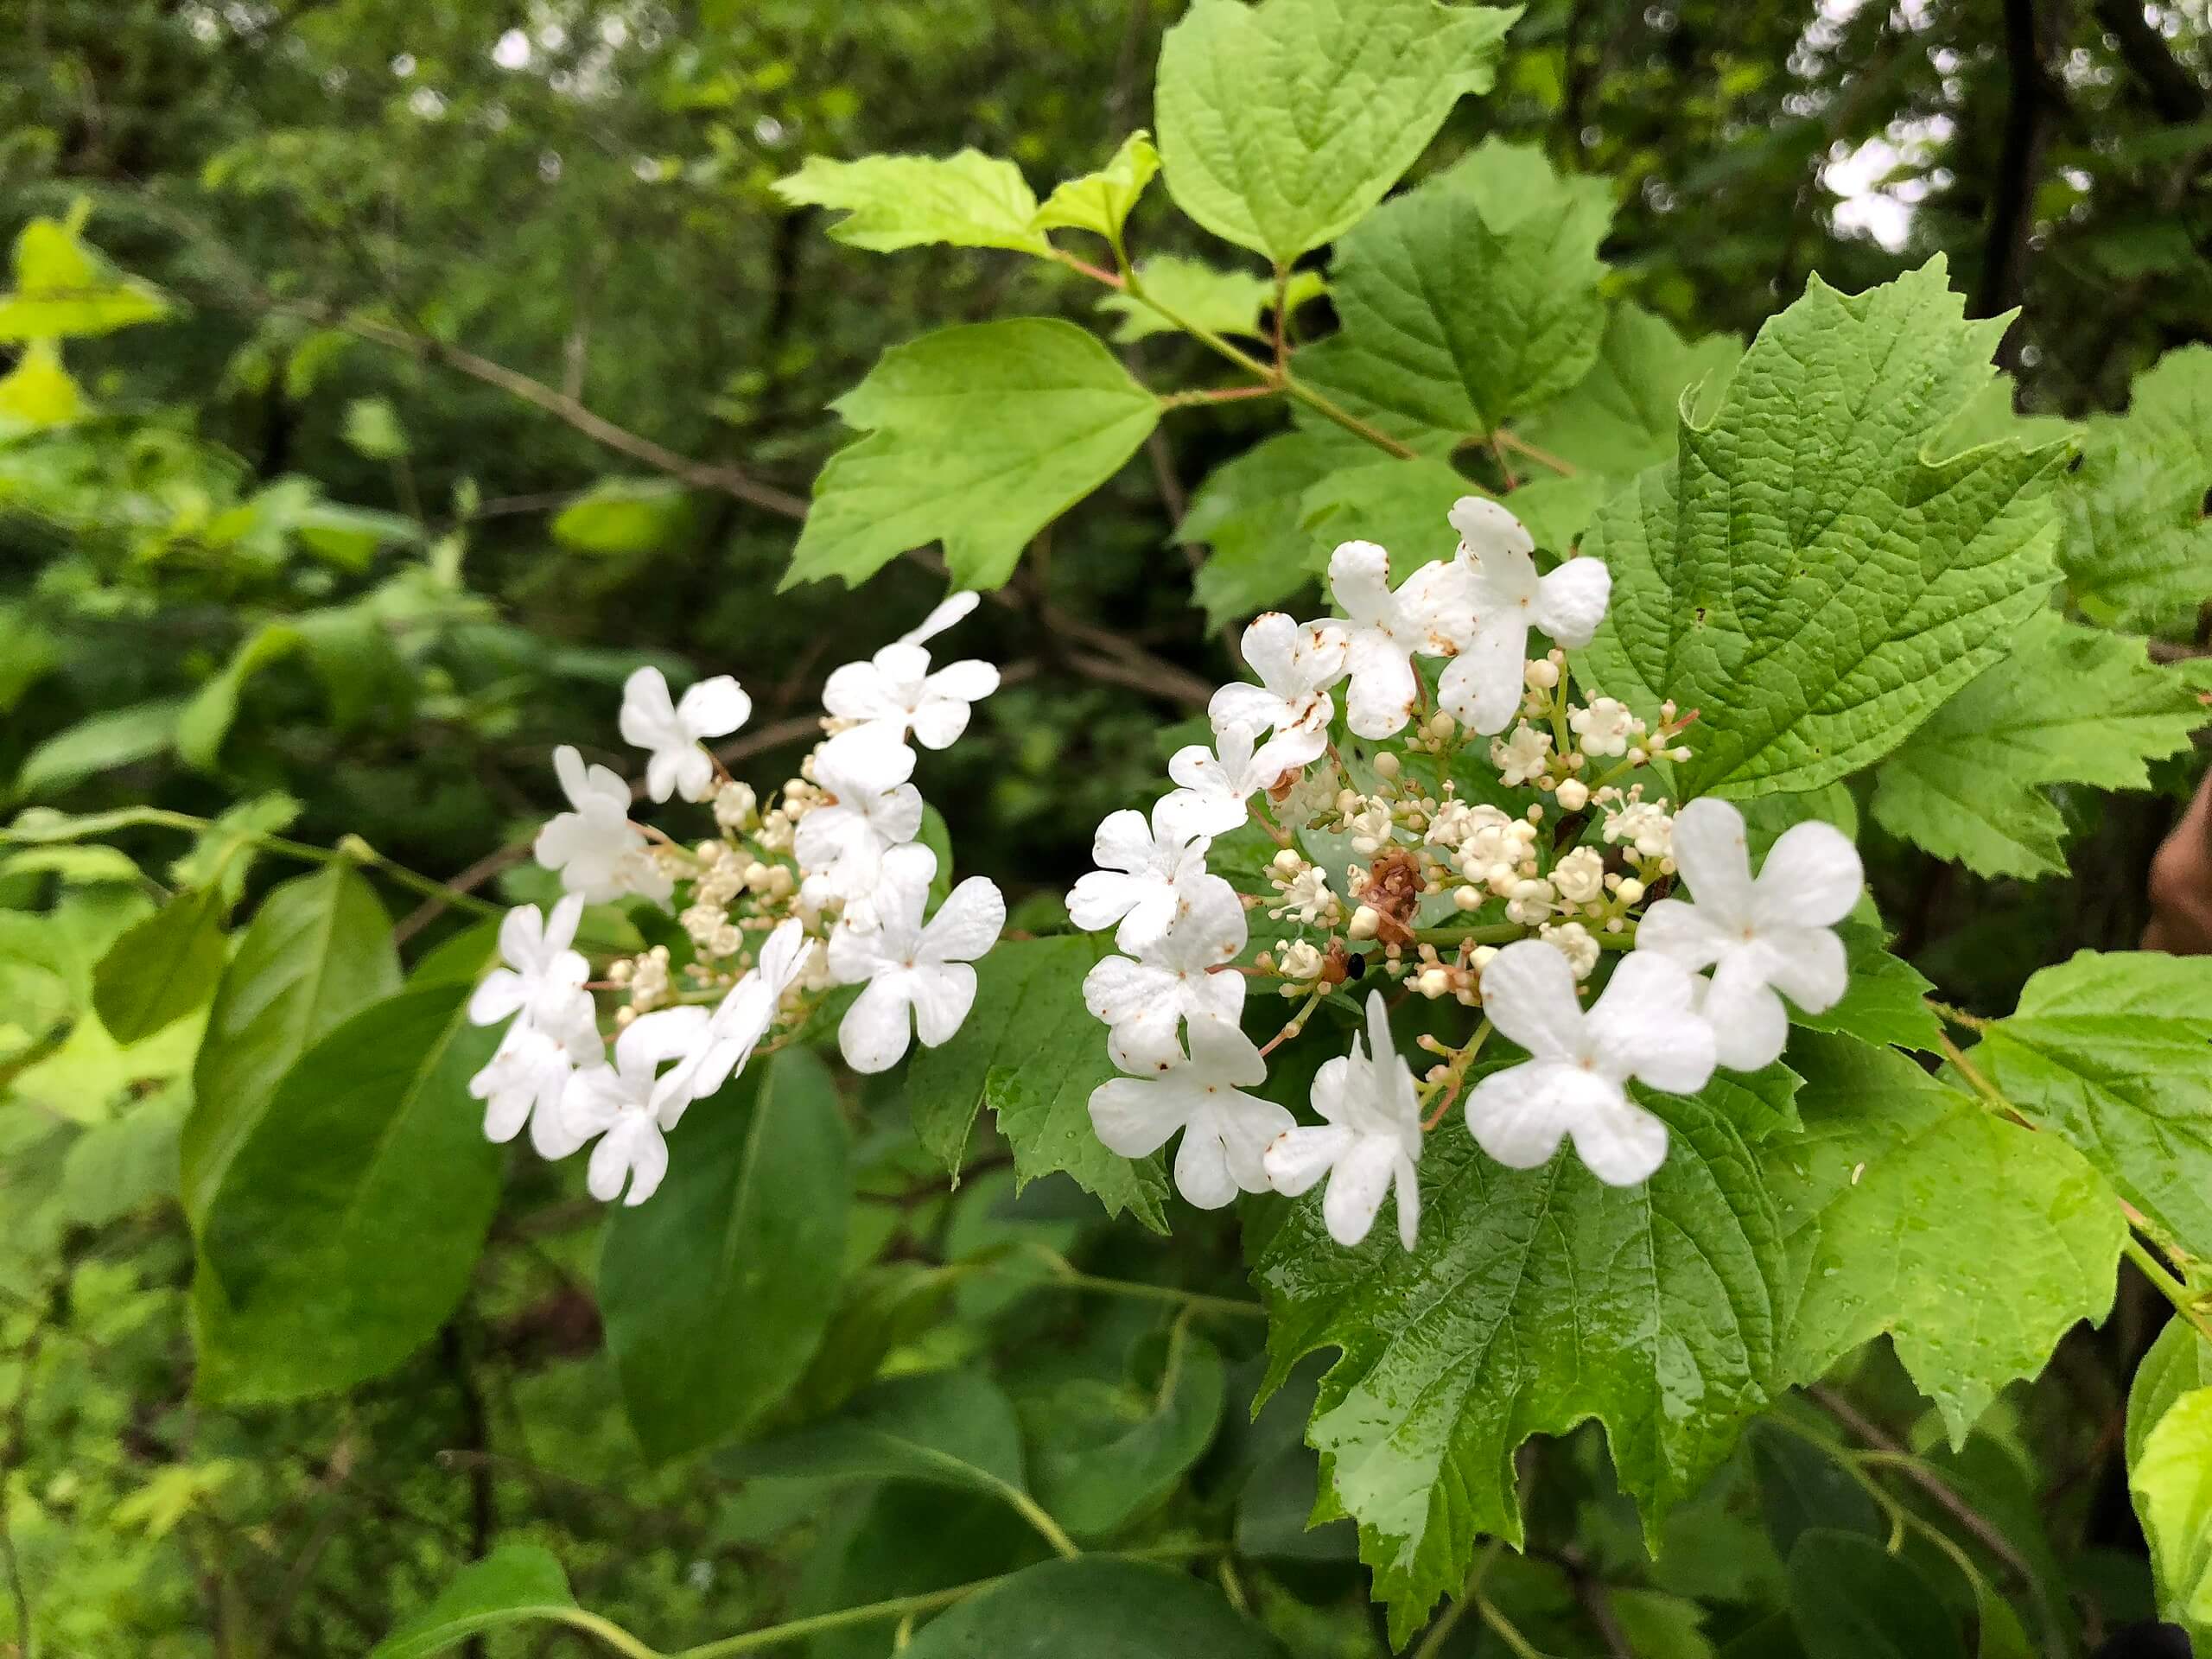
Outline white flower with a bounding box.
[1082,876,1249,1071]
[1089,1015,1294,1209]
[1464,942,1714,1186]
[536,746,671,905]
[1067,798,1229,951]
[822,591,1001,760]
[1602,797,1673,859]
[470,995,603,1154]
[1504,875,1557,926]
[1262,991,1423,1249]
[1568,696,1638,760]
[1436,498,1612,734]
[1208,613,1348,771]
[1344,797,1395,855]
[468,895,590,1027]
[556,1007,711,1205]
[1551,846,1606,905]
[1637,798,1862,1071]
[1491,723,1553,787]
[1279,939,1325,981]
[1163,721,1298,837]
[1274,754,1341,827]
[1539,919,1600,979]
[794,734,924,908]
[647,918,810,1121]
[1325,540,1471,740]
[620,666,751,804]
[827,843,1004,1073]
[1271,866,1335,926]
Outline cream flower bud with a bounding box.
[1552,847,1606,905]
[1452,884,1483,912]
[1280,939,1325,981]
[1555,778,1590,812]
[1415,965,1452,999]
[1348,905,1382,941]
[1539,920,1600,980]
[1524,658,1560,690]
[1272,846,1307,876]
[1617,876,1646,905]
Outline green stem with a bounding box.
[1061,251,1416,460]
[1410,923,1527,946]
[546,1607,668,1659]
[1013,1244,1267,1322]
[997,1481,1083,1560]
[1477,1596,1551,1659]
[2124,1235,2212,1346]
[1927,998,1992,1031]
[1,807,504,922]
[1414,1540,1502,1659]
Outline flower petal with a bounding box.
[1449,495,1535,563]
[1436,617,1528,734]
[1263,1122,1354,1195]
[1209,680,1287,736]
[1589,952,1713,1094]
[1184,1011,1268,1087]
[1067,868,1152,935]
[1343,632,1419,739]
[1635,897,1734,974]
[1532,557,1611,648]
[1173,1119,1239,1210]
[1214,1094,1295,1192]
[1753,820,1864,930]
[677,675,751,740]
[1392,1156,1421,1249]
[823,659,895,722]
[923,876,1006,964]
[1700,955,1789,1071]
[1327,539,1395,627]
[1322,1133,1401,1247]
[1473,939,1585,1063]
[1465,1058,1597,1169]
[468,968,524,1027]
[1569,1090,1670,1186]
[1759,923,1848,1014]
[618,666,681,750]
[899,589,980,647]
[908,961,977,1048]
[837,976,916,1074]
[1669,799,1756,920]
[1090,1075,1194,1158]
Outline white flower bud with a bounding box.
[1616,877,1645,905]
[1348,905,1382,941]
[1374,752,1401,780]
[1554,777,1590,812]
[1552,847,1606,905]
[1415,965,1452,999]
[1524,658,1560,690]
[1452,884,1483,912]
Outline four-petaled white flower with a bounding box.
[468,895,590,1029]
[470,995,604,1154]
[1162,720,1296,837]
[1262,991,1423,1249]
[556,1008,710,1205]
[1090,1015,1294,1210]
[1637,798,1863,1071]
[1436,497,1612,734]
[1082,876,1249,1071]
[1325,539,1471,739]
[648,918,812,1120]
[620,666,752,804]
[1208,613,1348,772]
[1491,724,1552,787]
[536,746,671,905]
[1464,942,1714,1186]
[822,591,1001,764]
[827,843,1004,1073]
[795,734,924,908]
[1067,798,1230,951]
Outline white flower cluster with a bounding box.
[467,594,1007,1205]
[1073,498,1864,1250]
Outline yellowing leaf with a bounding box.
[0,211,170,340]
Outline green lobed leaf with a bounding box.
[2129,1387,2212,1644]
[2059,343,2212,635]
[1097,254,1274,345]
[1154,0,1516,265]
[1979,950,2212,1259]
[2129,1319,2212,1475]
[1295,140,1614,444]
[181,866,400,1224]
[899,1556,1287,1658]
[1033,130,1160,245]
[90,885,227,1045]
[367,1544,577,1659]
[1517,303,1743,480]
[784,320,1160,591]
[1297,458,1476,582]
[1764,1033,2123,1440]
[1252,1090,1783,1642]
[726,1367,1029,1497]
[906,933,1169,1231]
[1786,1529,1969,1659]
[1179,430,1337,626]
[1789,923,1939,1052]
[1022,1322,1229,1540]
[1582,259,2068,798]
[194,982,502,1402]
[774,149,1052,254]
[600,1046,849,1460]
[1872,612,2207,878]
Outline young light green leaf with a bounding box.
[1253,1091,1782,1643]
[726,1367,1029,1497]
[177,621,305,772]
[1581,259,2068,798]
[784,320,1159,591]
[1033,130,1160,245]
[0,210,170,340]
[1098,254,1274,345]
[1154,0,1516,265]
[1295,140,1613,444]
[1179,431,1337,626]
[899,1556,1288,1659]
[2059,343,2212,635]
[906,934,1169,1231]
[0,338,86,429]
[91,885,227,1045]
[341,395,410,461]
[2130,1388,2212,1645]
[550,476,694,556]
[1764,1033,2122,1440]
[367,1545,579,1659]
[774,149,1051,254]
[2129,1319,2212,1475]
[14,699,180,800]
[600,1046,849,1461]
[182,866,400,1224]
[1872,613,2206,878]
[194,982,502,1402]
[1979,950,2212,1258]
[1516,303,1742,479]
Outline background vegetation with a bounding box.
[5,1,2212,1655]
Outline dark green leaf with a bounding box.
[728,1368,1028,1499]
[368,1544,577,1659]
[1024,1322,1227,1539]
[91,885,227,1045]
[900,1556,1287,1658]
[1786,1529,1967,1659]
